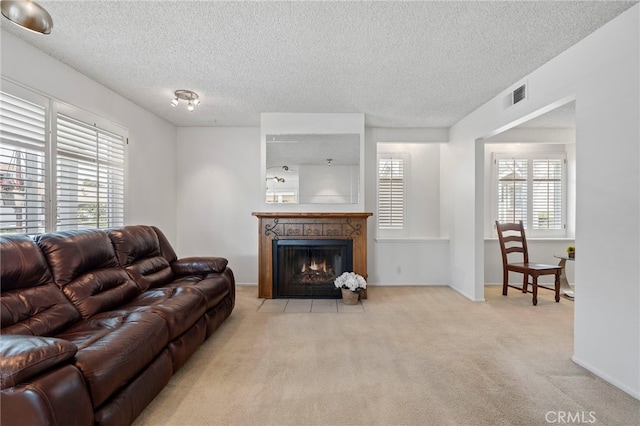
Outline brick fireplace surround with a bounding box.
[252,212,372,299]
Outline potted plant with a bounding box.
[334,272,367,305]
[566,245,575,259]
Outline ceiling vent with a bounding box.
[512,84,527,105]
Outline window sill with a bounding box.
[375,237,449,243]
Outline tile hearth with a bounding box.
[258,298,364,313]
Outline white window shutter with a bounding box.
[497,158,528,228]
[532,159,563,230]
[56,114,124,230]
[378,157,404,230]
[0,92,47,234]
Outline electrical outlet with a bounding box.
[396,266,401,274]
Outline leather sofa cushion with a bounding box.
[0,234,53,291]
[63,268,140,319]
[108,225,162,267]
[1,284,81,336]
[123,287,207,340]
[35,229,119,286]
[125,256,175,291]
[1,234,81,335]
[36,230,142,318]
[172,257,229,275]
[0,335,77,389]
[170,275,230,310]
[56,311,168,409]
[108,226,175,290]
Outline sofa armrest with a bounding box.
[172,257,228,275]
[0,335,77,389]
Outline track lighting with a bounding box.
[170,90,200,111]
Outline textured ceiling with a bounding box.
[1,1,636,128]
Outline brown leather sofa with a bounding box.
[0,225,235,426]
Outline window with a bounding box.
[56,114,125,229]
[0,82,126,234]
[495,153,565,236]
[378,155,407,235]
[0,90,48,234]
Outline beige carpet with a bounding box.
[133,286,639,426]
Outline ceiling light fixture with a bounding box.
[327,158,332,166]
[170,90,200,112]
[1,0,53,34]
[266,176,285,183]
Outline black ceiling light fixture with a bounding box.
[1,1,53,35]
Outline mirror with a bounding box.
[265,133,360,204]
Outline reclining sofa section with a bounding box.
[0,225,235,426]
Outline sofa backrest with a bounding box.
[0,234,81,335]
[35,229,141,319]
[107,225,175,291]
[151,226,178,264]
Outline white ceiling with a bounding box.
[1,1,636,128]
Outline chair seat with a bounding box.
[507,262,562,273]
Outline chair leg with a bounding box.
[532,276,538,306]
[502,269,508,296]
[522,274,528,293]
[554,271,561,302]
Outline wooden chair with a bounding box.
[495,221,562,306]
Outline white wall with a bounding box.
[176,127,261,284]
[299,165,358,204]
[0,30,178,241]
[444,5,639,397]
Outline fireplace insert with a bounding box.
[272,239,353,298]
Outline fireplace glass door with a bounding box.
[273,239,353,298]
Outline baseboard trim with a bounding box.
[449,285,485,302]
[571,356,640,400]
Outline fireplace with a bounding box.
[273,239,353,298]
[252,212,372,299]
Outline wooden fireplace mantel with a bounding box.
[252,212,373,299]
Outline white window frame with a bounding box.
[1,79,128,234]
[493,152,567,238]
[377,153,409,238]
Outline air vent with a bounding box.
[512,84,527,105]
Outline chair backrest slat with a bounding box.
[495,220,529,265]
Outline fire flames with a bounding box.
[301,260,327,273]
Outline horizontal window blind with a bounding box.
[56,114,124,230]
[497,158,528,228]
[532,159,563,230]
[378,158,404,230]
[0,91,47,234]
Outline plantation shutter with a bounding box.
[0,91,47,234]
[532,159,563,230]
[497,158,528,228]
[56,114,124,230]
[378,157,404,229]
